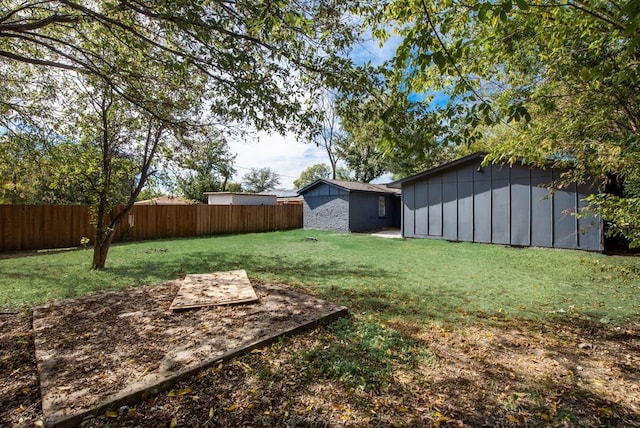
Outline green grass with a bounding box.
[298,317,436,391]
[2,229,639,325]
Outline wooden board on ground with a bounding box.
[33,281,347,428]
[169,270,258,311]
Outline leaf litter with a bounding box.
[1,282,640,427]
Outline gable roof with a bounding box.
[297,179,400,195]
[388,152,487,188]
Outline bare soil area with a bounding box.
[1,282,639,427]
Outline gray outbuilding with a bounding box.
[297,179,401,233]
[390,153,603,251]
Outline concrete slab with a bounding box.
[169,270,258,311]
[371,228,403,239]
[33,281,346,428]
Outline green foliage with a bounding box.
[371,0,640,243]
[336,89,449,180]
[171,132,236,202]
[583,193,640,248]
[0,1,363,133]
[242,167,281,192]
[293,164,331,189]
[0,132,132,205]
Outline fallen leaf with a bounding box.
[105,410,118,418]
[598,407,613,417]
[209,407,214,419]
[170,417,177,428]
[507,414,519,423]
[224,404,238,411]
[178,388,192,396]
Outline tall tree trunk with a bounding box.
[91,203,136,269]
[92,227,115,269]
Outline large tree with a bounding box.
[172,131,236,203]
[293,163,331,188]
[308,91,345,179]
[1,0,364,267]
[336,88,450,179]
[371,0,640,244]
[64,78,182,269]
[0,1,361,126]
[242,167,281,193]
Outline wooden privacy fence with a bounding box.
[0,204,303,252]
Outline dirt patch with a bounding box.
[2,284,639,427]
[0,311,42,427]
[31,280,345,427]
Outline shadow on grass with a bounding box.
[103,250,485,324]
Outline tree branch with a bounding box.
[0,48,78,70]
[0,13,79,32]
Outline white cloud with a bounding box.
[228,31,403,191]
[350,30,402,67]
[228,131,328,190]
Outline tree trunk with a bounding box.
[92,227,115,270]
[91,203,136,270]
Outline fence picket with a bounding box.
[0,204,302,252]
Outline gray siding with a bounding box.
[301,182,400,233]
[402,161,603,251]
[349,192,397,232]
[302,183,350,232]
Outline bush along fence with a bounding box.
[0,204,303,252]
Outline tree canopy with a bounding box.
[1,0,361,130]
[0,0,365,267]
[171,131,236,203]
[293,164,331,189]
[242,167,281,193]
[372,0,640,245]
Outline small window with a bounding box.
[378,196,386,217]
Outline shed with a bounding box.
[390,153,603,251]
[297,179,401,232]
[259,190,303,205]
[204,192,277,206]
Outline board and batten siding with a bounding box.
[402,160,603,251]
[302,183,350,232]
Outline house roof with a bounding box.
[204,192,276,197]
[388,152,488,188]
[297,179,401,195]
[258,189,300,198]
[134,196,197,205]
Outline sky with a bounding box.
[227,33,403,190]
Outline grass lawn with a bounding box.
[2,230,640,426]
[2,229,639,325]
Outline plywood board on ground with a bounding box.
[169,270,258,311]
[33,281,347,428]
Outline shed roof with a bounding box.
[204,192,276,197]
[388,152,487,188]
[297,179,401,195]
[134,196,198,205]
